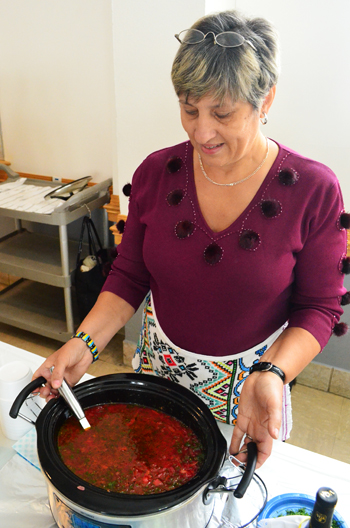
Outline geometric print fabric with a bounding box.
[133,293,269,425]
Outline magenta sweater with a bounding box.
[103,141,347,355]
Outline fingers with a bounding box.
[228,377,283,468]
[229,421,246,456]
[230,434,273,469]
[254,436,273,468]
[32,350,69,401]
[49,360,66,390]
[267,407,282,440]
[38,384,59,401]
[31,339,92,402]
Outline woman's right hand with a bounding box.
[32,338,94,401]
[32,292,136,401]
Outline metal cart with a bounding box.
[0,166,112,341]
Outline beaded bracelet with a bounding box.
[72,331,99,362]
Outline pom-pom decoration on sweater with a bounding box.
[175,220,195,239]
[166,156,183,173]
[278,168,299,186]
[261,199,282,218]
[204,242,223,265]
[339,212,350,229]
[122,183,132,197]
[116,220,125,234]
[167,189,185,206]
[341,257,350,274]
[333,322,349,336]
[341,291,350,305]
[239,230,261,251]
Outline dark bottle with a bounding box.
[309,487,338,528]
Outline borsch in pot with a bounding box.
[57,402,205,494]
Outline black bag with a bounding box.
[74,216,112,323]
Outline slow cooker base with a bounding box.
[47,482,215,528]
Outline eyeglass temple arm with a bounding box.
[174,34,182,43]
[246,40,257,51]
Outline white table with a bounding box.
[0,341,48,468]
[0,341,349,527]
[0,341,92,467]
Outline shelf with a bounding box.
[0,231,86,287]
[0,176,111,340]
[0,280,79,342]
[0,178,112,226]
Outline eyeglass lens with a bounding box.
[216,32,245,47]
[178,29,204,44]
[177,29,246,47]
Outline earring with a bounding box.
[260,112,268,125]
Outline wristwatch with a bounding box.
[249,362,286,383]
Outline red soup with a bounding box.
[57,403,204,495]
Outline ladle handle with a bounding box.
[233,441,257,498]
[9,376,46,419]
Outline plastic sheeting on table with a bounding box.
[13,427,40,470]
[257,518,309,528]
[0,439,266,528]
[0,454,56,528]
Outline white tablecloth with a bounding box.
[0,341,349,527]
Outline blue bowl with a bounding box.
[258,493,347,527]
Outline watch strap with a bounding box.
[249,362,286,383]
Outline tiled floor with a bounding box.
[0,322,349,465]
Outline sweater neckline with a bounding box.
[186,139,284,238]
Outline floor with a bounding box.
[0,321,349,465]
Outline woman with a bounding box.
[34,10,348,468]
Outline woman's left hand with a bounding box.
[229,371,284,468]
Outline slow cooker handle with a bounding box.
[9,376,47,420]
[204,441,258,502]
[233,441,257,498]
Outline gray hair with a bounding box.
[171,11,280,110]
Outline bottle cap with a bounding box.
[315,487,338,510]
[310,487,338,528]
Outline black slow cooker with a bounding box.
[11,373,259,528]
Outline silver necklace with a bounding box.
[198,138,269,187]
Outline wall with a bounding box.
[2,0,348,205]
[0,0,203,198]
[111,0,203,213]
[207,0,350,209]
[0,0,203,237]
[0,0,115,182]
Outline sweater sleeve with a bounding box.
[288,180,347,350]
[101,163,151,311]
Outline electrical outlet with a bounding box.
[53,177,61,183]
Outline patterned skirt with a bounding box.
[132,293,292,440]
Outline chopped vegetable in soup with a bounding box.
[57,403,204,495]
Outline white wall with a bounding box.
[2,0,348,209]
[0,0,204,205]
[207,0,350,207]
[0,0,115,182]
[111,0,204,214]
